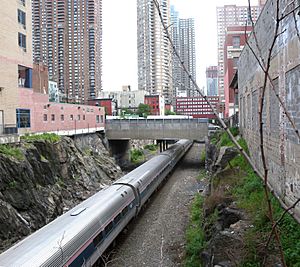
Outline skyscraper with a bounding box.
[170,7,196,98]
[137,0,172,103]
[206,66,218,96]
[178,18,196,97]
[32,0,102,103]
[216,2,263,103]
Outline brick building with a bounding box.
[19,88,105,135]
[144,95,165,116]
[238,0,300,221]
[88,98,117,116]
[216,2,263,103]
[175,96,219,119]
[223,26,252,118]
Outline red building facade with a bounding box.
[88,98,116,116]
[144,95,165,116]
[175,96,219,119]
[224,26,252,117]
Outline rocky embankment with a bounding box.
[0,133,122,252]
[201,137,249,267]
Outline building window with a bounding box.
[96,115,100,123]
[43,114,47,121]
[16,109,30,128]
[20,0,26,6]
[232,36,241,48]
[100,115,104,123]
[61,114,64,121]
[83,115,85,120]
[18,65,32,88]
[77,115,80,121]
[18,32,26,50]
[70,114,74,121]
[18,9,26,28]
[51,114,55,121]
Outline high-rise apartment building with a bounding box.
[178,18,196,97]
[137,0,172,103]
[206,66,218,96]
[216,1,263,103]
[0,0,33,133]
[32,0,102,104]
[171,7,197,98]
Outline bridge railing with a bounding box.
[105,118,209,140]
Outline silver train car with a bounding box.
[0,139,192,267]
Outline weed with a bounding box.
[130,149,144,163]
[197,169,207,181]
[200,149,206,163]
[185,194,205,267]
[230,126,239,137]
[21,133,61,143]
[219,132,234,147]
[0,144,24,160]
[8,180,17,189]
[144,144,157,151]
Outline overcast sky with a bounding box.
[102,0,252,92]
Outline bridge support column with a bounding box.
[108,140,130,167]
[163,140,167,151]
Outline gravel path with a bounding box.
[105,143,204,267]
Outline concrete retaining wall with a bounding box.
[238,0,300,221]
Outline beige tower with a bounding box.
[0,0,33,132]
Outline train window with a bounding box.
[121,206,129,216]
[93,231,104,247]
[114,213,122,225]
[104,221,114,235]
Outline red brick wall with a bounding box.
[19,88,105,133]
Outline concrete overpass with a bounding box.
[105,118,209,141]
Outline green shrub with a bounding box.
[144,144,157,151]
[21,133,61,143]
[0,144,24,160]
[130,149,144,163]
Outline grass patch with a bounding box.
[185,194,206,267]
[0,144,24,160]
[228,139,300,266]
[130,148,144,163]
[21,133,61,143]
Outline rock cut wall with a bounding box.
[0,133,122,251]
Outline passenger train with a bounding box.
[0,139,192,267]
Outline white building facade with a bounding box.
[137,0,172,103]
